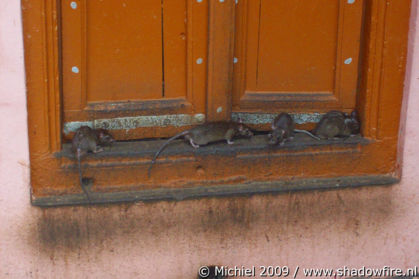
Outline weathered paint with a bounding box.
[71,66,79,73]
[63,121,94,135]
[65,112,319,134]
[1,2,418,279]
[231,112,323,125]
[63,113,206,134]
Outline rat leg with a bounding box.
[189,138,200,148]
[93,146,104,153]
[225,129,236,145]
[279,139,286,146]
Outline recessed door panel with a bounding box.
[86,0,164,102]
[233,0,364,112]
[257,1,338,92]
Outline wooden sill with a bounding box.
[32,175,397,207]
[58,134,369,159]
[30,134,399,207]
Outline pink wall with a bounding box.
[0,1,417,278]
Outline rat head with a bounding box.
[95,128,115,145]
[350,110,358,119]
[344,110,360,135]
[237,123,253,137]
[268,129,285,145]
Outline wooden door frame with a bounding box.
[22,0,411,206]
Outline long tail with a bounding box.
[294,129,320,140]
[148,130,190,177]
[77,149,91,203]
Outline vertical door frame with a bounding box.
[206,0,236,121]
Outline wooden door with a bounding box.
[233,0,364,113]
[61,0,208,140]
[23,0,411,203]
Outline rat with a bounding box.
[71,126,114,202]
[148,121,253,176]
[268,113,320,145]
[313,110,360,139]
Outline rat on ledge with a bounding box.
[268,112,320,145]
[148,121,253,176]
[313,110,360,139]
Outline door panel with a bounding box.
[86,0,163,102]
[257,1,338,92]
[61,0,207,138]
[233,0,364,112]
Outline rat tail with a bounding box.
[294,129,320,140]
[77,149,91,203]
[148,130,190,177]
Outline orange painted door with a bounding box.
[61,0,364,139]
[61,0,208,139]
[233,0,364,113]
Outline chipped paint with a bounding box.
[65,112,324,135]
[231,112,323,125]
[71,66,79,73]
[63,121,94,135]
[292,113,324,124]
[63,114,206,134]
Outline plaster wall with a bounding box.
[0,1,417,278]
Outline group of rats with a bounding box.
[72,110,360,202]
[268,110,360,145]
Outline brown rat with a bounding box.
[268,113,320,145]
[148,121,253,176]
[72,126,114,202]
[313,110,359,139]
